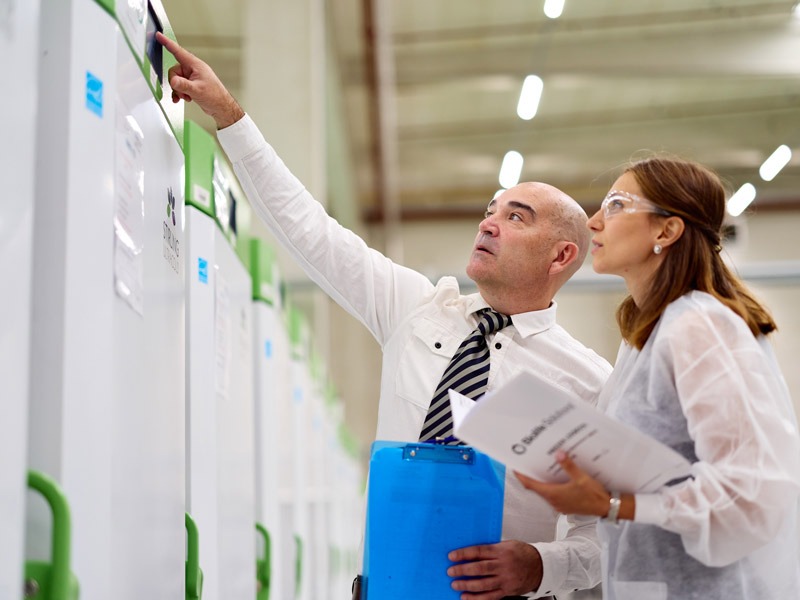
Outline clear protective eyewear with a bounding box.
[601,190,672,219]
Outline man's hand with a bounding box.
[447,540,542,599]
[155,32,245,129]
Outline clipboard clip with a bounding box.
[403,444,475,464]
[432,435,458,445]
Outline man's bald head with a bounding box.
[466,182,590,314]
[514,182,590,279]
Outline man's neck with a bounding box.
[478,288,553,316]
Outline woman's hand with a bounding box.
[514,450,612,517]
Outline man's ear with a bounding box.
[656,216,685,249]
[549,241,579,276]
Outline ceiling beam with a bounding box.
[391,2,794,46]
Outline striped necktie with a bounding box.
[419,309,513,444]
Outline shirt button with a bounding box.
[494,342,502,349]
[434,342,442,349]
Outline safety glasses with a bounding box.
[601,190,672,219]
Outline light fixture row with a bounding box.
[496,1,563,188]
[727,145,793,217]
[499,3,794,217]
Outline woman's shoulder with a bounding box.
[658,291,753,347]
[663,290,736,320]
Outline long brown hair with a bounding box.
[616,156,776,349]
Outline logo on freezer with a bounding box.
[166,187,177,226]
[163,187,180,275]
[85,72,104,118]
[198,257,208,284]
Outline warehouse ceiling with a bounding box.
[163,0,800,223]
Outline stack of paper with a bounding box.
[449,371,691,493]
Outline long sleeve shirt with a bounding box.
[218,115,613,597]
[598,290,800,599]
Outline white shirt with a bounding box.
[598,291,800,599]
[218,115,612,597]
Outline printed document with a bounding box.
[449,371,692,493]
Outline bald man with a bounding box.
[158,33,611,600]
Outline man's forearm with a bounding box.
[212,93,245,130]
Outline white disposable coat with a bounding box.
[598,291,800,599]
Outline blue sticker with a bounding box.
[198,257,208,284]
[264,340,272,358]
[293,387,303,403]
[85,72,103,117]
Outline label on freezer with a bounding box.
[116,0,146,61]
[162,187,181,275]
[113,99,145,315]
[192,184,212,210]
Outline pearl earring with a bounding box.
[653,244,662,255]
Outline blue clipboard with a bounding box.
[363,440,505,599]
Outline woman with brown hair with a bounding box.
[517,156,800,599]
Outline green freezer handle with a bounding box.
[24,470,79,600]
[185,513,204,600]
[293,534,303,598]
[255,523,271,600]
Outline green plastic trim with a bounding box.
[293,534,303,598]
[183,121,216,219]
[93,0,114,16]
[324,381,338,408]
[185,513,204,600]
[26,470,79,600]
[287,307,307,360]
[237,234,252,274]
[249,239,278,305]
[235,232,252,271]
[255,523,271,600]
[233,190,253,266]
[309,352,323,384]
[183,122,249,272]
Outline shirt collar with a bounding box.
[465,294,557,337]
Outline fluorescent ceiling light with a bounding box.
[759,144,792,181]
[544,0,565,19]
[499,151,524,189]
[517,75,544,120]
[726,183,756,217]
[794,3,800,19]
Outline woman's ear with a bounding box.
[656,216,685,249]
